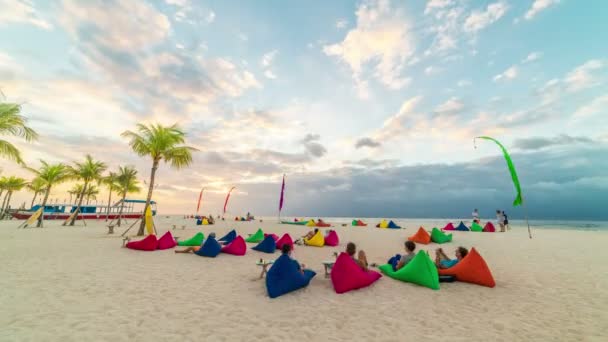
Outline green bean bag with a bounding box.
[177,232,205,246]
[470,222,483,232]
[379,251,440,290]
[431,227,452,244]
[245,228,264,243]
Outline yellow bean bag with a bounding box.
[379,219,388,228]
[304,230,325,247]
[202,218,209,225]
[305,219,316,227]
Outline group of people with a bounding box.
[472,208,510,232]
[389,240,468,271]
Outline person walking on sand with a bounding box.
[502,211,510,231]
[472,208,480,224]
[496,210,505,232]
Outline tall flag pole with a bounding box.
[278,174,285,222]
[196,187,205,216]
[223,187,236,217]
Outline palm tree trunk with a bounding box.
[105,188,113,221]
[37,187,52,228]
[69,181,88,226]
[30,191,39,208]
[2,191,13,220]
[117,192,126,227]
[138,160,158,236]
[0,192,9,219]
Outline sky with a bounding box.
[1,0,607,220]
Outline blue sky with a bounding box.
[1,0,607,219]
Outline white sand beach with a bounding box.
[1,217,607,342]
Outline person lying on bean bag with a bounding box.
[434,246,468,269]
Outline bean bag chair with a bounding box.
[330,253,381,294]
[304,230,324,247]
[157,231,177,250]
[264,233,279,241]
[455,221,469,231]
[305,219,316,227]
[196,218,202,225]
[221,236,246,256]
[252,235,276,253]
[218,229,237,244]
[195,236,222,257]
[177,232,205,246]
[438,248,495,287]
[379,251,439,290]
[443,222,455,231]
[470,222,483,232]
[483,222,496,232]
[245,228,264,243]
[324,230,339,246]
[281,220,307,225]
[202,218,209,225]
[234,216,239,221]
[276,233,294,250]
[126,234,158,251]
[388,220,401,229]
[240,217,246,221]
[431,227,452,244]
[316,219,331,227]
[378,220,388,228]
[266,254,316,298]
[408,227,431,244]
[351,219,358,226]
[356,219,367,226]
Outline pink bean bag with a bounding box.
[443,222,455,231]
[221,236,246,256]
[330,253,382,294]
[156,231,177,250]
[264,233,279,241]
[483,222,496,232]
[126,234,158,251]
[324,230,339,246]
[275,233,294,250]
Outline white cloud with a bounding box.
[0,0,53,30]
[573,94,608,120]
[457,79,471,87]
[493,66,518,82]
[463,2,508,33]
[424,0,454,15]
[205,11,216,23]
[261,50,278,67]
[525,0,560,20]
[335,19,348,29]
[323,0,414,96]
[424,66,442,75]
[264,70,277,79]
[434,97,464,115]
[522,51,542,63]
[564,59,604,92]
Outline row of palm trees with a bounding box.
[1,100,197,235]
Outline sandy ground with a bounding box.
[1,217,607,342]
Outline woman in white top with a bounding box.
[496,210,505,232]
[472,209,480,224]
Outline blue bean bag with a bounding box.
[387,220,401,229]
[218,229,237,244]
[252,235,276,254]
[195,236,222,257]
[455,221,470,231]
[266,254,316,298]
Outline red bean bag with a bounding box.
[483,222,496,232]
[408,227,431,244]
[438,248,495,287]
[221,236,246,256]
[264,233,279,241]
[324,230,339,246]
[330,253,382,294]
[275,233,294,250]
[126,234,158,251]
[316,219,331,227]
[443,222,455,231]
[356,219,367,226]
[156,231,177,250]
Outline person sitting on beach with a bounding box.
[434,246,468,269]
[496,210,505,232]
[174,233,218,253]
[207,214,215,225]
[303,228,318,240]
[472,208,480,224]
[395,241,416,271]
[346,242,368,271]
[281,243,306,274]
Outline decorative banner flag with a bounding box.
[196,188,204,214]
[145,205,154,235]
[279,174,286,212]
[223,186,236,214]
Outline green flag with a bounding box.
[475,136,523,206]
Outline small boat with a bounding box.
[11,199,157,220]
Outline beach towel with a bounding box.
[483,222,496,232]
[431,227,453,244]
[455,221,470,231]
[195,236,222,257]
[316,219,331,227]
[388,220,401,229]
[408,227,431,244]
[324,230,340,246]
[304,230,324,247]
[245,228,265,243]
[266,254,316,298]
[177,232,205,246]
[156,231,177,250]
[330,253,381,294]
[443,222,455,231]
[470,221,483,232]
[438,248,495,287]
[379,251,440,290]
[221,236,247,256]
[126,234,157,251]
[276,233,294,251]
[252,235,276,254]
[218,229,237,244]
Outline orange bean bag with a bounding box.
[408,227,431,244]
[438,248,495,287]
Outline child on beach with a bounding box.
[346,242,369,271]
[502,211,510,231]
[434,246,468,269]
[387,241,416,271]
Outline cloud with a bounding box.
[564,59,605,92]
[335,19,348,29]
[355,137,381,149]
[264,70,277,79]
[525,0,560,20]
[424,0,454,15]
[0,0,53,30]
[261,50,278,67]
[463,1,509,33]
[165,0,215,25]
[572,94,608,120]
[300,133,327,157]
[457,79,472,87]
[513,134,594,150]
[434,97,465,115]
[323,0,414,95]
[424,66,442,75]
[522,51,542,63]
[493,65,518,82]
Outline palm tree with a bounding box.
[102,171,119,221]
[115,166,141,227]
[66,155,107,226]
[27,177,46,208]
[68,184,83,204]
[122,123,197,235]
[26,161,70,227]
[0,176,7,204]
[0,176,27,219]
[84,184,99,205]
[0,102,38,164]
